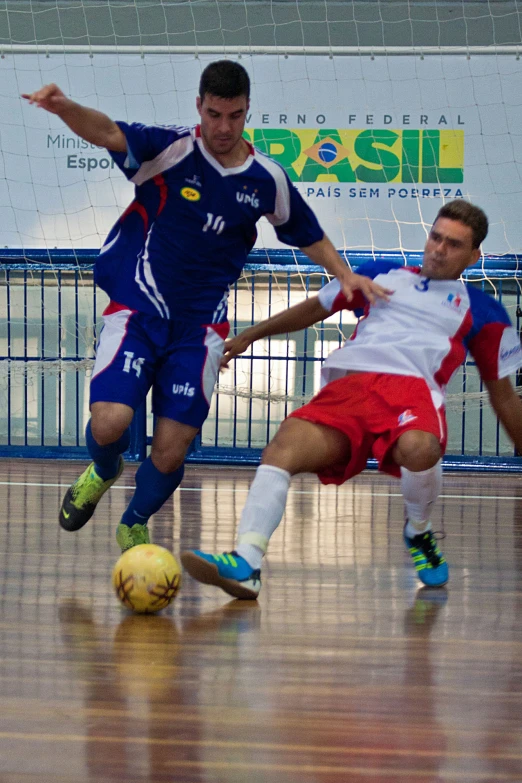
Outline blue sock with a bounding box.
[85,419,130,481]
[120,457,185,527]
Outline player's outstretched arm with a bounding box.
[22,83,126,152]
[221,296,329,369]
[300,235,391,304]
[485,377,522,453]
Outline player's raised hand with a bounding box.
[220,330,255,370]
[21,83,69,115]
[338,269,393,305]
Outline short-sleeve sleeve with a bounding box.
[257,158,323,247]
[271,181,324,248]
[466,286,522,380]
[109,122,190,182]
[317,278,366,314]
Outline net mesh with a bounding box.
[0,0,520,454]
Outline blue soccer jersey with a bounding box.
[96,123,324,323]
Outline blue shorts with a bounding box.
[90,303,229,428]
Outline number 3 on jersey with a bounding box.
[415,277,430,292]
[203,213,225,235]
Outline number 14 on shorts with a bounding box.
[123,351,145,377]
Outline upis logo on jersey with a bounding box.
[180,187,201,202]
[243,128,464,184]
[172,382,195,397]
[398,409,417,426]
[236,185,260,209]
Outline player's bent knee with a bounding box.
[261,440,290,469]
[261,418,346,475]
[91,421,129,446]
[150,419,198,473]
[90,404,133,446]
[261,422,304,473]
[394,430,441,471]
[150,446,186,475]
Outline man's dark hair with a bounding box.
[199,60,250,101]
[435,200,488,249]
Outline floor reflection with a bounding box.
[0,462,521,781]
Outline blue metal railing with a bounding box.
[0,247,520,271]
[0,250,521,471]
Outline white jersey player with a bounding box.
[182,200,522,596]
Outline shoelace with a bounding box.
[416,532,442,567]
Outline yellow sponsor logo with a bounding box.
[181,186,201,201]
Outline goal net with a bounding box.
[0,0,521,458]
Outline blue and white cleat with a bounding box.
[404,525,449,587]
[181,550,261,600]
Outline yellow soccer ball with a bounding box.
[112,544,181,614]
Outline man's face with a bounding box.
[422,217,481,280]
[196,93,249,156]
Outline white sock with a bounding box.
[235,464,291,570]
[401,460,442,538]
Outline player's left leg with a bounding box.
[392,429,448,587]
[116,320,229,552]
[116,418,197,551]
[369,375,448,587]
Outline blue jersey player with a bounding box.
[23,61,388,552]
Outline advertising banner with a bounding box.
[1,53,521,253]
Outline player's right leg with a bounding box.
[369,375,448,587]
[181,417,352,599]
[59,306,155,533]
[393,430,448,587]
[115,417,198,552]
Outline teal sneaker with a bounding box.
[180,550,261,600]
[59,457,124,532]
[116,522,150,553]
[404,525,449,587]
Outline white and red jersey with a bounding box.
[318,261,522,397]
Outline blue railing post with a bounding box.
[127,402,147,462]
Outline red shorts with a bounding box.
[288,372,447,484]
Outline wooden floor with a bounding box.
[1,460,522,782]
